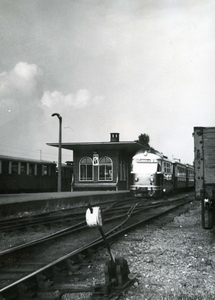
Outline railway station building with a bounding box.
[47,133,144,191]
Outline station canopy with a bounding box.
[47,141,146,153]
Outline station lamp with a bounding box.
[51,113,62,192]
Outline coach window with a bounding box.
[20,162,27,175]
[80,157,93,181]
[178,167,186,177]
[2,161,9,174]
[43,164,51,176]
[43,165,48,175]
[164,162,171,174]
[12,161,19,174]
[29,163,36,175]
[99,156,113,181]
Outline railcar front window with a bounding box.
[132,162,157,174]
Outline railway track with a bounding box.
[0,193,192,300]
[0,197,137,232]
[0,198,141,253]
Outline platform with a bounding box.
[0,191,130,217]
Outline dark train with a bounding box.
[0,155,73,194]
[130,150,194,197]
[193,127,215,229]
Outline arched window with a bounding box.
[99,156,113,181]
[80,157,93,181]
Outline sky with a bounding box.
[0,0,215,164]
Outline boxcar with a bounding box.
[193,127,215,229]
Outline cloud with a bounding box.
[0,62,43,125]
[0,62,104,128]
[14,62,39,81]
[0,62,42,98]
[40,89,104,110]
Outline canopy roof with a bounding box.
[47,141,145,153]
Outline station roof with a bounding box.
[47,141,145,153]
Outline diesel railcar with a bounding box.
[0,155,73,193]
[130,150,194,197]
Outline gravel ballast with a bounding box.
[59,198,215,300]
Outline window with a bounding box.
[132,162,157,174]
[99,156,113,181]
[189,170,194,178]
[43,165,48,175]
[2,161,9,174]
[164,162,172,174]
[157,163,161,172]
[80,157,93,181]
[21,163,26,175]
[119,157,126,181]
[29,163,35,175]
[37,164,42,176]
[177,166,186,177]
[12,162,19,174]
[43,164,53,176]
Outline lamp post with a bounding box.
[52,113,62,192]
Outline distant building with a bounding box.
[47,133,144,191]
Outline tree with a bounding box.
[135,133,156,152]
[135,133,150,147]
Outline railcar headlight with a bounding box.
[135,177,139,182]
[150,175,154,182]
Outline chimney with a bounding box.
[110,133,119,142]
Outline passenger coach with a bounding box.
[172,160,187,191]
[0,155,73,193]
[0,155,57,193]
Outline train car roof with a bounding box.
[0,154,56,165]
[172,160,194,169]
[172,160,186,166]
[133,150,171,161]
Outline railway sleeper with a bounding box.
[17,280,37,299]
[36,272,53,289]
[53,265,68,281]
[40,257,132,300]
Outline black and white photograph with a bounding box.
[0,1,215,299]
